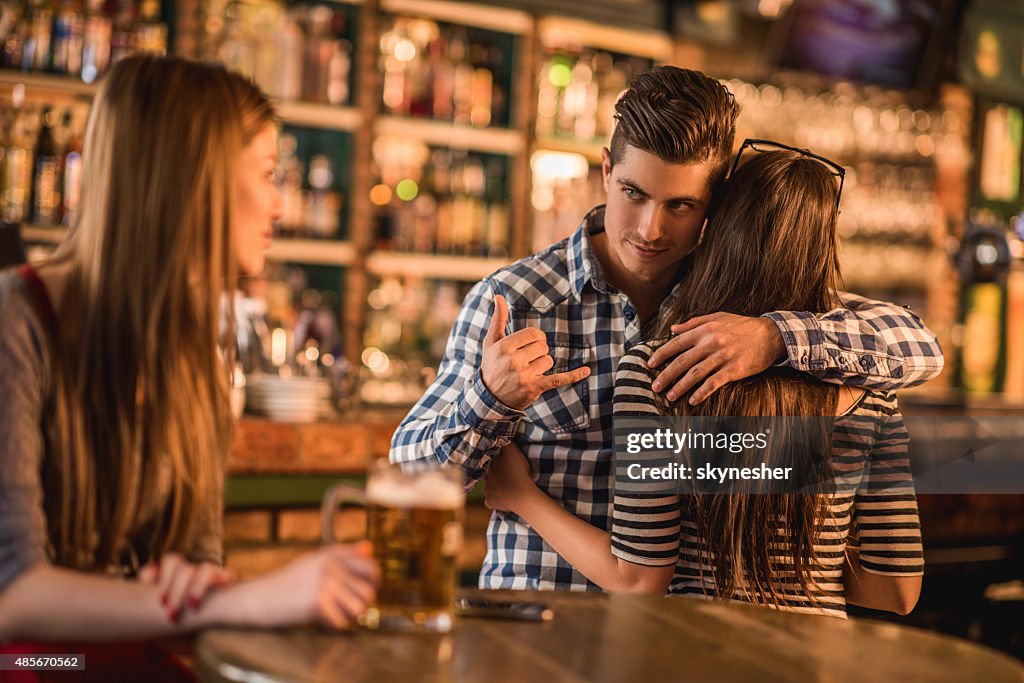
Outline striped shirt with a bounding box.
[389,205,941,592]
[611,340,924,617]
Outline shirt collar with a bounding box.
[567,205,612,299]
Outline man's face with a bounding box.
[600,145,714,289]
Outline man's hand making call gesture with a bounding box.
[480,295,591,411]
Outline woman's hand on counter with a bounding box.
[137,554,236,623]
[199,543,381,630]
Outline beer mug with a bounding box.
[321,461,465,633]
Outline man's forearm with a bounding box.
[765,293,944,391]
[389,372,523,487]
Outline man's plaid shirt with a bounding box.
[389,206,944,591]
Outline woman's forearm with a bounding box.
[843,553,922,615]
[0,564,269,642]
[515,491,671,594]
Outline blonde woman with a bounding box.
[0,55,377,655]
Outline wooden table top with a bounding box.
[195,589,1024,683]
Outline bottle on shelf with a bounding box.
[379,15,505,128]
[302,5,334,104]
[109,0,138,64]
[22,0,54,72]
[360,276,468,406]
[276,132,305,235]
[132,0,167,55]
[31,107,62,226]
[1003,255,1024,397]
[204,1,352,106]
[52,0,85,76]
[372,135,510,257]
[1,105,35,224]
[61,107,84,225]
[305,153,342,238]
[81,0,112,83]
[537,48,644,142]
[215,3,255,80]
[1,4,27,70]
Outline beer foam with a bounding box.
[367,470,464,510]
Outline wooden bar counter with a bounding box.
[195,590,1024,683]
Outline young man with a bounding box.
[389,66,943,591]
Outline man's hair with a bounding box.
[610,66,739,185]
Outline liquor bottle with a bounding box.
[81,0,111,83]
[2,107,35,223]
[1004,263,1024,397]
[22,0,53,72]
[302,6,334,104]
[325,39,351,105]
[381,54,408,115]
[403,23,431,118]
[306,154,341,238]
[470,66,492,128]
[450,30,473,126]
[133,0,166,55]
[61,108,84,225]
[52,0,85,76]
[32,107,62,226]
[574,55,599,139]
[428,36,453,120]
[960,282,1005,393]
[1,6,28,69]
[484,157,509,257]
[535,54,562,139]
[262,8,303,101]
[276,133,305,235]
[216,5,255,79]
[461,156,486,254]
[432,148,453,254]
[108,0,136,63]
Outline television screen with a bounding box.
[776,0,944,90]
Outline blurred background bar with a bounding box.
[1,0,1022,660]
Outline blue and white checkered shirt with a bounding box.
[389,205,944,591]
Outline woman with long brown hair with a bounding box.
[0,55,377,650]
[485,144,923,617]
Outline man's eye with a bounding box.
[623,187,640,199]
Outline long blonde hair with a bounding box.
[43,55,274,569]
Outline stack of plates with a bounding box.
[247,375,331,423]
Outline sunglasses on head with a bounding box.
[728,138,845,216]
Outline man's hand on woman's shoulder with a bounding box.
[646,312,784,404]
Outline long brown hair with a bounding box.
[43,55,274,570]
[657,149,843,605]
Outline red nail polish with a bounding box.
[160,594,167,607]
[187,597,200,611]
[169,608,181,624]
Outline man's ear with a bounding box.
[601,146,612,194]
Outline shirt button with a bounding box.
[800,354,809,365]
[860,357,871,368]
[624,309,636,322]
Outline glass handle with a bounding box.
[320,483,367,545]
